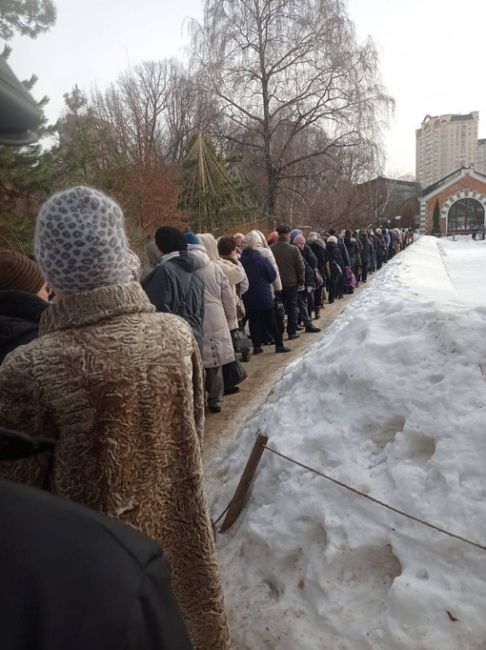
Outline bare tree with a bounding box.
[190,0,392,221]
[92,61,185,235]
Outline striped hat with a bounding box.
[0,249,44,294]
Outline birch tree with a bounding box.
[191,0,392,220]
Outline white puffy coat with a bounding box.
[191,243,236,369]
[215,258,248,329]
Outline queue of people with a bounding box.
[0,184,415,649]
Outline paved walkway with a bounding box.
[203,285,363,460]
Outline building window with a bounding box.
[448,198,485,233]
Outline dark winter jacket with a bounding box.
[0,290,49,364]
[299,244,318,288]
[307,239,327,277]
[271,237,305,288]
[372,233,384,253]
[344,237,361,269]
[240,248,276,310]
[0,477,192,650]
[142,251,205,352]
[326,242,345,281]
[337,237,351,267]
[359,234,371,264]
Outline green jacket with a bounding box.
[271,237,305,288]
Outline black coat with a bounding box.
[326,243,345,280]
[300,245,318,288]
[0,290,49,364]
[359,235,371,264]
[307,240,327,277]
[240,248,276,310]
[0,478,192,650]
[142,252,205,352]
[344,237,361,268]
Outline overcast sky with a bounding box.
[7,0,486,177]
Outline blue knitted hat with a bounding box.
[184,232,201,245]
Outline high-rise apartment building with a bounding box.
[416,112,479,188]
[477,138,486,175]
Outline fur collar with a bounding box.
[40,282,154,334]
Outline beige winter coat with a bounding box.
[193,240,237,367]
[0,282,230,650]
[215,258,247,329]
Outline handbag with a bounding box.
[273,296,286,334]
[231,327,251,354]
[344,266,357,288]
[332,260,343,277]
[222,359,248,387]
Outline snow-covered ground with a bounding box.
[207,235,486,650]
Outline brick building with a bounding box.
[420,167,486,235]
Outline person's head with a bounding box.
[293,234,306,250]
[375,227,382,235]
[233,233,245,249]
[344,229,352,239]
[327,235,338,246]
[290,228,302,243]
[217,235,237,258]
[243,232,260,250]
[0,249,49,300]
[267,231,278,245]
[183,232,200,246]
[155,226,187,256]
[197,233,219,261]
[146,241,160,266]
[250,230,268,248]
[308,232,320,241]
[34,186,131,294]
[328,228,337,236]
[276,223,291,239]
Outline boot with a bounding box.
[314,307,320,319]
[275,345,291,353]
[305,324,321,333]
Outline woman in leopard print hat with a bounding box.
[34,186,131,291]
[0,186,230,649]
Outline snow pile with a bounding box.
[207,236,486,650]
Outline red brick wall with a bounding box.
[425,173,486,234]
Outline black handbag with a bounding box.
[223,359,248,387]
[274,297,285,334]
[231,327,251,354]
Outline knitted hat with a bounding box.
[290,228,302,242]
[0,249,44,294]
[183,232,200,246]
[34,187,130,292]
[327,235,338,244]
[155,227,187,254]
[267,231,278,245]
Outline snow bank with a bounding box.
[207,236,486,650]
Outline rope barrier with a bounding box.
[263,444,486,553]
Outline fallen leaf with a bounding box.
[446,610,459,622]
[298,579,305,590]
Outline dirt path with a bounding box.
[203,285,363,459]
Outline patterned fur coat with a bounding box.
[0,282,230,649]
